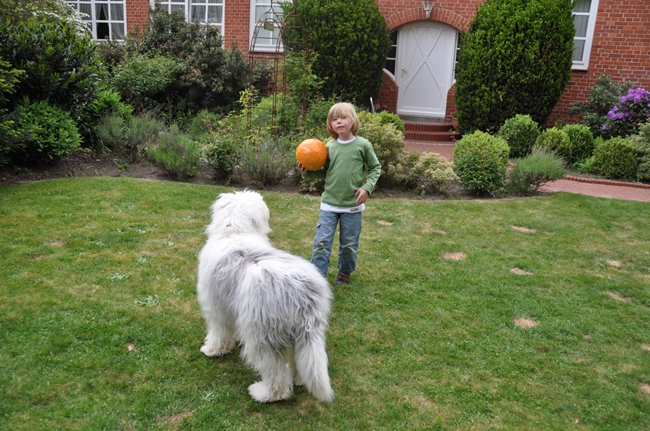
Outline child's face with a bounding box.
[331,113,353,139]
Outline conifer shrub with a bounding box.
[592,137,637,180]
[453,131,510,196]
[455,0,574,133]
[628,121,650,182]
[285,0,391,106]
[13,99,81,165]
[563,123,594,163]
[497,114,540,158]
[535,128,572,163]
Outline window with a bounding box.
[385,31,398,77]
[66,0,125,40]
[572,0,599,70]
[250,0,292,52]
[156,0,224,34]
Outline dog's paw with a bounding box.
[200,344,232,357]
[248,382,292,403]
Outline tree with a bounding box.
[455,0,575,134]
[285,0,391,107]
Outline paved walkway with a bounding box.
[405,141,650,203]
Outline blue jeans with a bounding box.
[311,210,363,278]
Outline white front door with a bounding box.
[396,22,458,119]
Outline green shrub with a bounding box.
[507,146,566,194]
[96,113,165,163]
[147,125,200,180]
[563,123,594,163]
[626,122,650,181]
[592,137,637,180]
[497,114,540,158]
[358,110,405,179]
[0,57,24,166]
[236,140,295,187]
[204,130,240,183]
[455,0,574,133]
[285,0,391,106]
[569,74,633,139]
[13,99,81,165]
[411,152,459,195]
[110,55,182,115]
[188,110,223,139]
[453,131,510,196]
[384,150,421,190]
[535,128,572,163]
[376,111,405,133]
[0,18,102,115]
[77,89,133,152]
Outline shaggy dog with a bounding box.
[196,190,334,403]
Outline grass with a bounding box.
[1,177,649,430]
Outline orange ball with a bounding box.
[296,138,328,171]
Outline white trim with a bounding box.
[152,0,225,37]
[572,0,599,70]
[66,0,127,40]
[249,0,291,53]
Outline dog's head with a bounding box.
[206,190,272,238]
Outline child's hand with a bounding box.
[355,188,369,206]
[296,161,307,175]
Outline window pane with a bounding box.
[96,3,108,20]
[171,4,184,13]
[80,3,91,18]
[111,23,124,39]
[207,6,222,24]
[110,4,124,21]
[96,22,109,39]
[573,39,585,62]
[191,5,206,22]
[574,15,589,37]
[573,0,591,13]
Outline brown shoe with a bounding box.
[333,272,350,285]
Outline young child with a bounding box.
[297,102,381,285]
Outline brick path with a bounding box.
[405,141,650,203]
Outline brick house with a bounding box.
[66,0,650,133]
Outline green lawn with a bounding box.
[1,177,649,430]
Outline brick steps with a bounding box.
[404,122,461,143]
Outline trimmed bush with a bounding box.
[453,131,510,196]
[147,125,200,180]
[497,114,540,158]
[376,111,405,133]
[535,128,572,163]
[592,137,637,180]
[13,99,81,165]
[286,0,391,106]
[628,121,650,182]
[411,152,459,195]
[563,123,594,163]
[358,111,405,180]
[455,0,574,133]
[507,146,566,194]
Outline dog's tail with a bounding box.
[295,332,335,402]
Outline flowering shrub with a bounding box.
[603,87,650,137]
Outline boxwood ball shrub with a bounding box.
[455,0,574,133]
[535,128,572,163]
[628,121,650,182]
[497,114,540,158]
[453,131,510,196]
[563,123,594,163]
[592,137,638,180]
[13,99,81,165]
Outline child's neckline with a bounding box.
[337,136,356,144]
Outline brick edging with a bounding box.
[564,175,650,190]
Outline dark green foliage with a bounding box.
[563,123,594,163]
[497,114,540,158]
[628,122,650,182]
[285,0,391,106]
[76,89,133,151]
[569,74,633,139]
[453,131,510,196]
[535,128,572,163]
[0,18,102,115]
[507,146,566,194]
[592,137,638,180]
[147,125,200,180]
[455,0,575,133]
[0,57,24,166]
[129,4,248,115]
[12,99,81,165]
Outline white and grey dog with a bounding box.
[197,190,334,403]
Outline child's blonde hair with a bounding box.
[326,102,360,139]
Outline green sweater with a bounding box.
[305,136,381,208]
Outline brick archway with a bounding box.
[384,7,470,32]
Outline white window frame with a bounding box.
[153,0,224,36]
[66,0,126,40]
[249,0,292,53]
[572,0,599,70]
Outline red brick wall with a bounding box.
[124,0,650,128]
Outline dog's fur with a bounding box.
[197,190,334,403]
